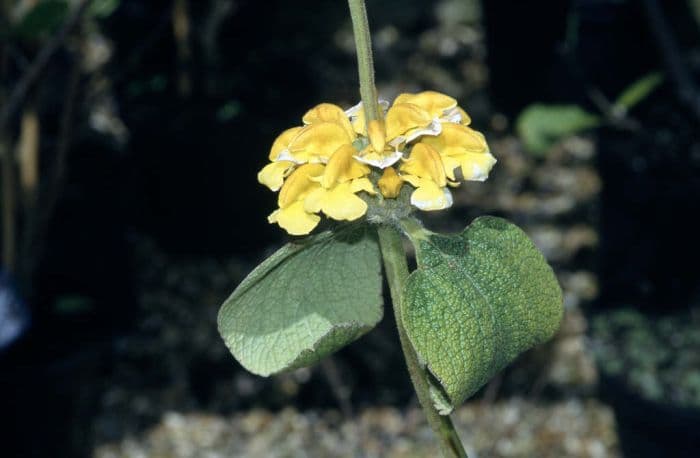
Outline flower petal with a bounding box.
[268,201,320,235]
[394,91,457,119]
[459,151,498,181]
[378,167,403,198]
[346,100,390,135]
[278,163,324,207]
[302,103,356,140]
[403,118,442,144]
[400,173,422,188]
[400,143,447,187]
[420,123,488,157]
[344,100,364,117]
[320,182,368,221]
[385,103,432,141]
[269,127,303,161]
[322,144,370,188]
[257,160,295,191]
[443,107,472,125]
[287,122,353,163]
[367,119,386,153]
[455,107,471,125]
[303,186,326,213]
[440,155,462,181]
[409,178,453,211]
[275,149,306,164]
[350,177,377,195]
[345,99,390,116]
[354,150,403,169]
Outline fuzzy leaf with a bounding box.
[217,225,383,376]
[402,216,563,410]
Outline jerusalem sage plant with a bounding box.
[217,1,563,456]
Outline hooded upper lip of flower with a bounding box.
[271,91,470,171]
[344,91,468,169]
[258,91,497,235]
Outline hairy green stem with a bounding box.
[347,1,466,452]
[347,0,380,122]
[377,225,468,458]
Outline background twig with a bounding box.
[19,47,82,297]
[642,0,700,120]
[0,0,89,133]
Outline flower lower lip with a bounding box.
[353,150,403,168]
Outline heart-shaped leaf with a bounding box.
[402,216,562,410]
[217,225,383,376]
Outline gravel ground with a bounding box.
[95,398,618,458]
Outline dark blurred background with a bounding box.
[1,0,699,456]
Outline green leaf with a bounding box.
[217,225,383,376]
[402,216,563,409]
[14,1,69,40]
[89,0,121,18]
[613,72,663,111]
[516,104,600,155]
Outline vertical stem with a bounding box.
[20,48,81,298]
[173,0,192,98]
[0,19,14,274]
[347,0,380,122]
[17,104,40,214]
[347,1,466,453]
[377,225,468,458]
[1,135,16,273]
[642,0,700,120]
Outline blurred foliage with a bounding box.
[689,0,700,27]
[613,72,663,112]
[10,0,119,42]
[517,72,662,156]
[53,294,94,315]
[434,0,481,27]
[13,0,69,40]
[592,307,700,408]
[88,0,120,19]
[216,100,242,122]
[516,104,600,156]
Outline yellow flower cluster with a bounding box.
[258,91,496,235]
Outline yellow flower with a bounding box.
[345,99,390,136]
[267,144,376,235]
[394,91,459,121]
[351,102,439,169]
[258,91,496,235]
[400,143,453,210]
[377,167,403,198]
[267,164,325,235]
[258,103,362,191]
[419,123,496,182]
[393,91,496,210]
[306,144,376,222]
[257,127,303,191]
